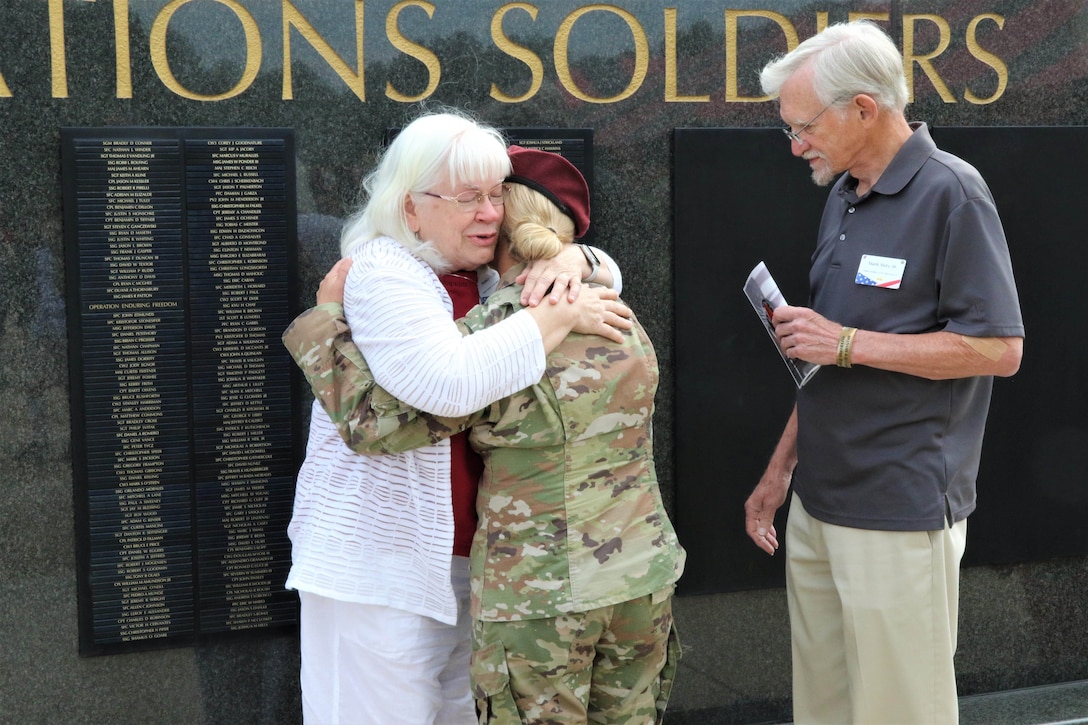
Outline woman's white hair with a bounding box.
[339,109,510,265]
[760,20,908,113]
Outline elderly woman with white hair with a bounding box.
[285,110,631,724]
[287,144,685,724]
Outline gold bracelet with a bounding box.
[836,327,857,368]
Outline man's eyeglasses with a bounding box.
[423,183,506,211]
[782,100,840,144]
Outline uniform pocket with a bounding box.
[654,620,683,723]
[471,639,520,724]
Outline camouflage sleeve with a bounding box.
[282,303,482,455]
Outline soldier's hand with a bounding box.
[518,244,586,307]
[317,257,353,306]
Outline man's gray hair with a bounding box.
[760,20,909,113]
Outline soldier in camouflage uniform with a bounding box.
[284,147,685,724]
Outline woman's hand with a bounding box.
[526,285,633,351]
[567,287,634,344]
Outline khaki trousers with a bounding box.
[786,493,967,725]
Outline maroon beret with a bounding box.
[506,145,591,238]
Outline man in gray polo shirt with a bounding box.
[743,20,1024,724]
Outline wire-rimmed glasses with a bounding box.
[422,183,506,211]
[782,100,840,144]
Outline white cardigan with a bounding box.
[286,237,546,624]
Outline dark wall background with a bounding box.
[935,127,1088,564]
[0,1,1085,722]
[674,126,1088,594]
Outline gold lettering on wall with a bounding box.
[115,0,133,98]
[49,0,68,98]
[817,13,889,34]
[965,14,1008,104]
[847,12,890,26]
[665,8,708,103]
[490,3,544,103]
[555,5,648,103]
[904,14,956,103]
[150,0,262,101]
[386,1,440,102]
[5,4,1011,107]
[283,0,365,101]
[726,10,797,102]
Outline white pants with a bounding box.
[298,556,475,725]
[786,494,967,725]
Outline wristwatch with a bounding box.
[578,244,600,283]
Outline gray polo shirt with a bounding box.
[794,123,1024,531]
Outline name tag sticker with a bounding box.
[855,254,906,289]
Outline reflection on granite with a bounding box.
[667,679,1088,724]
[958,558,1088,694]
[666,559,1088,722]
[960,680,1088,725]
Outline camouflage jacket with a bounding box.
[283,269,686,621]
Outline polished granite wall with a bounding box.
[1,1,1085,722]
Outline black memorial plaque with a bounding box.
[502,130,593,182]
[62,128,301,655]
[504,129,594,242]
[673,127,1088,595]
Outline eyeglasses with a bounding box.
[782,100,840,144]
[422,183,506,211]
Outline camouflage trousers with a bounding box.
[470,589,681,724]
